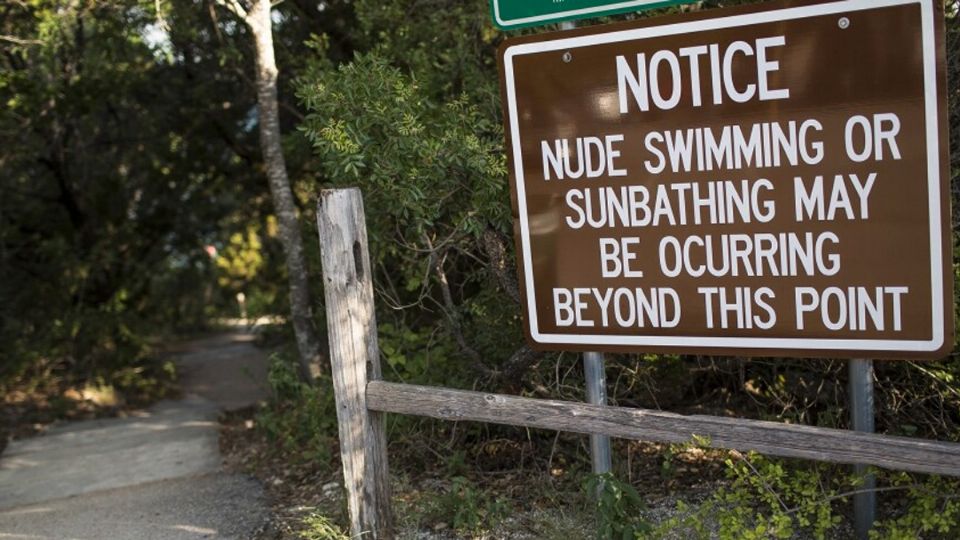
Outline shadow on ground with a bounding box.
[0,330,272,540]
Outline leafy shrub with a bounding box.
[710,452,842,540]
[869,474,960,539]
[586,472,651,540]
[296,3,531,385]
[256,353,338,466]
[647,448,960,540]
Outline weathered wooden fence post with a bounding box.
[317,188,394,539]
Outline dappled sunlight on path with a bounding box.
[0,331,272,539]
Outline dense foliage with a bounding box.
[0,0,354,383]
[295,0,960,439]
[297,0,525,385]
[2,0,959,536]
[291,1,960,536]
[2,1,243,381]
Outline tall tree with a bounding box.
[0,0,269,377]
[214,0,324,382]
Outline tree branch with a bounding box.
[280,100,305,122]
[482,228,522,305]
[424,233,497,379]
[729,450,790,513]
[207,1,225,44]
[214,0,249,21]
[153,0,170,32]
[782,485,937,516]
[37,156,85,229]
[501,345,543,381]
[434,252,496,378]
[0,35,42,46]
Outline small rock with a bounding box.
[433,522,448,531]
[322,481,339,493]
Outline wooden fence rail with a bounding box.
[367,380,960,478]
[318,187,960,540]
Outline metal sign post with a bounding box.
[849,358,877,539]
[558,19,614,481]
[584,351,613,475]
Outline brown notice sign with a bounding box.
[498,0,953,359]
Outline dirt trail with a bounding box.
[0,331,272,540]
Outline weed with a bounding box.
[445,476,509,533]
[643,446,960,540]
[299,512,349,540]
[586,472,651,540]
[415,475,510,534]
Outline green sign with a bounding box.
[491,0,694,30]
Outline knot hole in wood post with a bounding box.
[353,240,364,282]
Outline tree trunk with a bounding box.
[246,0,324,382]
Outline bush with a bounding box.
[256,353,339,466]
[587,472,651,540]
[648,448,960,540]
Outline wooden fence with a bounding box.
[317,188,960,540]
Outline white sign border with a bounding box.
[503,0,946,352]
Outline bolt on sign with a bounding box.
[490,0,696,30]
[498,0,954,359]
